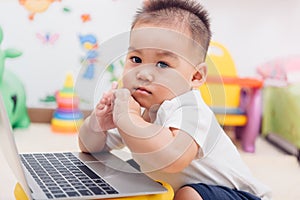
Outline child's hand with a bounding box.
[92,82,118,132]
[113,88,141,125]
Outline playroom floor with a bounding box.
[13,123,300,200]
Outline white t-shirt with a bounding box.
[105,90,272,199]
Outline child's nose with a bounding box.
[136,68,154,82]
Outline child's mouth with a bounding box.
[134,87,152,95]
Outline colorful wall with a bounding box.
[0,0,140,109]
[1,0,299,108]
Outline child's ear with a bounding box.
[192,63,207,88]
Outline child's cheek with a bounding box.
[121,69,135,89]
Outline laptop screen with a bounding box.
[0,93,32,199]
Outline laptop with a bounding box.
[0,93,167,200]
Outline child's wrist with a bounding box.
[115,112,145,133]
[88,112,104,133]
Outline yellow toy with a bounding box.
[199,41,263,153]
[200,41,243,125]
[14,182,29,200]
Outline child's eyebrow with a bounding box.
[156,50,179,60]
[128,46,141,53]
[128,46,179,60]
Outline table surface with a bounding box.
[14,123,131,157]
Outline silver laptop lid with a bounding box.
[0,93,32,199]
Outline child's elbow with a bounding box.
[78,137,105,153]
[162,142,199,173]
[161,160,190,173]
[78,138,90,153]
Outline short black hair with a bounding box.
[132,0,212,59]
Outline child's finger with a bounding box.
[111,81,118,90]
[100,97,108,105]
[97,102,105,110]
[102,92,110,99]
[100,95,114,107]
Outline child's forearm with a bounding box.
[116,113,198,173]
[78,116,107,153]
[116,114,172,151]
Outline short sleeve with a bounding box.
[154,90,213,148]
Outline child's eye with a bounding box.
[156,61,169,68]
[130,56,142,63]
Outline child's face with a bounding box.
[122,23,204,110]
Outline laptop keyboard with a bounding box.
[20,152,119,199]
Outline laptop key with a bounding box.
[78,189,94,196]
[45,193,53,199]
[103,186,119,194]
[66,191,80,197]
[77,166,99,179]
[53,193,67,198]
[106,190,119,194]
[74,185,87,190]
[89,187,106,195]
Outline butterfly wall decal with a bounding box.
[36,32,60,45]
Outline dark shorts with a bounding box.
[184,183,261,200]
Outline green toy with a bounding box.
[0,26,30,128]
